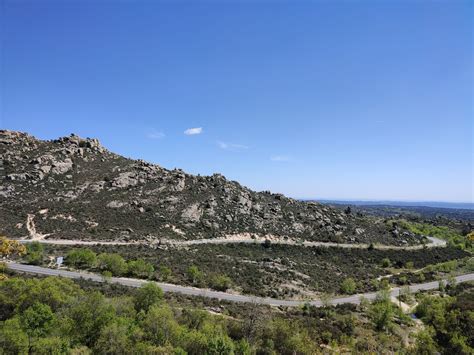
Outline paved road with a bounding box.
[16,236,446,251]
[6,262,473,307]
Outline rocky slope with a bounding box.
[0,130,420,245]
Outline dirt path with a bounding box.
[16,235,446,250]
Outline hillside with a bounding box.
[0,130,420,245]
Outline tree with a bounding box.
[0,317,29,355]
[94,321,132,355]
[20,302,55,339]
[206,335,236,355]
[97,253,128,276]
[143,304,182,346]
[66,249,97,269]
[0,236,26,258]
[340,278,356,294]
[127,259,154,279]
[134,282,164,312]
[235,339,253,355]
[25,242,44,265]
[20,302,56,351]
[412,326,438,354]
[60,292,116,347]
[30,337,70,354]
[368,291,394,331]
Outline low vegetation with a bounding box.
[38,242,468,298]
[1,272,472,354]
[392,220,473,251]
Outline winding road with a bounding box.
[6,262,473,307]
[15,236,446,251]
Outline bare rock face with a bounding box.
[0,129,421,245]
[181,203,202,223]
[51,158,73,174]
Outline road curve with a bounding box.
[6,262,473,307]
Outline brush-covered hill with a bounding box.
[0,130,420,245]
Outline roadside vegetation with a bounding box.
[1,271,472,354]
[390,219,473,251]
[16,241,470,298]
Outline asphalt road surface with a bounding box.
[6,262,473,307]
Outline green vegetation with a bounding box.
[97,253,128,276]
[394,219,473,251]
[134,282,164,312]
[210,274,233,292]
[3,273,471,354]
[25,242,44,266]
[66,248,97,269]
[127,258,155,279]
[340,278,356,295]
[47,243,467,298]
[414,285,474,353]
[381,258,391,268]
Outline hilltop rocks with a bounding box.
[0,130,422,246]
[56,134,104,152]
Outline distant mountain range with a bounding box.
[316,200,474,210]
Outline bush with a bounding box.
[66,249,97,269]
[25,242,44,265]
[97,253,128,276]
[134,283,164,312]
[128,259,154,279]
[381,258,391,268]
[340,278,356,295]
[210,274,232,291]
[159,266,172,281]
[187,265,203,285]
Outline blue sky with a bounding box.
[1,1,472,202]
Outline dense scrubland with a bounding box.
[1,270,472,354]
[17,240,471,298]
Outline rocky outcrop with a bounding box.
[0,130,420,245]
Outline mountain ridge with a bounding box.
[0,130,420,246]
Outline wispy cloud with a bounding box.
[146,130,165,139]
[217,141,249,152]
[184,127,203,135]
[270,155,291,162]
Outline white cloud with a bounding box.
[217,141,249,152]
[146,130,165,139]
[270,155,291,162]
[184,127,203,135]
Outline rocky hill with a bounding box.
[0,130,420,245]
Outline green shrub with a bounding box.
[210,274,232,291]
[25,242,44,265]
[66,249,97,269]
[128,259,154,279]
[340,278,356,294]
[97,253,128,276]
[381,258,391,268]
[187,265,203,285]
[159,266,172,281]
